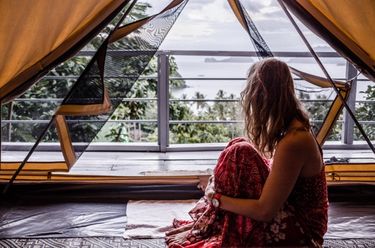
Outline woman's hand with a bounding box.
[197,175,210,191]
[204,175,215,201]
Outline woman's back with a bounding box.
[264,125,328,246]
[282,125,324,177]
[264,168,328,246]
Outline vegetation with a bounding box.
[355,85,375,140]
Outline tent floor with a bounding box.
[1,189,375,246]
[1,150,375,246]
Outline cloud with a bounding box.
[162,0,242,42]
[241,0,284,21]
[167,22,215,40]
[160,0,327,52]
[240,0,272,11]
[186,0,234,23]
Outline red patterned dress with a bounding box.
[168,137,328,247]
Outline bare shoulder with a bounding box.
[274,126,322,176]
[278,129,313,153]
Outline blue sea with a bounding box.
[171,56,371,101]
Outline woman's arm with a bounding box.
[214,132,309,221]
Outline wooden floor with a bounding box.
[2,148,374,177]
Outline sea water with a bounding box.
[170,56,371,101]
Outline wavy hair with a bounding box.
[240,58,310,157]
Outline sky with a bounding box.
[143,0,335,52]
[135,0,351,82]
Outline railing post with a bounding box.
[6,102,13,141]
[342,62,358,145]
[157,52,170,152]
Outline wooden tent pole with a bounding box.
[278,0,375,154]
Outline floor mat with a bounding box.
[326,201,375,239]
[0,237,374,248]
[123,200,375,240]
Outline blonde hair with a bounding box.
[240,58,310,157]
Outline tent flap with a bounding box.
[280,0,375,82]
[0,0,128,103]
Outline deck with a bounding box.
[1,148,374,181]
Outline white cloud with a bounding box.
[260,6,281,16]
[167,22,215,40]
[242,0,284,21]
[186,0,234,23]
[159,0,328,52]
[161,0,241,43]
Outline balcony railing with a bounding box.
[1,50,374,152]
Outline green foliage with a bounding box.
[85,2,153,50]
[169,90,242,144]
[105,123,129,142]
[355,85,375,140]
[4,56,90,142]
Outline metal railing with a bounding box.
[1,50,374,152]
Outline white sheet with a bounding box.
[123,200,197,239]
[123,200,375,240]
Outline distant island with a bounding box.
[204,57,253,63]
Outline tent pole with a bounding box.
[2,115,56,195]
[278,0,375,154]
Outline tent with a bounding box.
[0,0,374,194]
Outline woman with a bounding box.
[165,58,328,247]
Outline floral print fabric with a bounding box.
[168,137,328,247]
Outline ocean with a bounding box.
[170,56,371,101]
